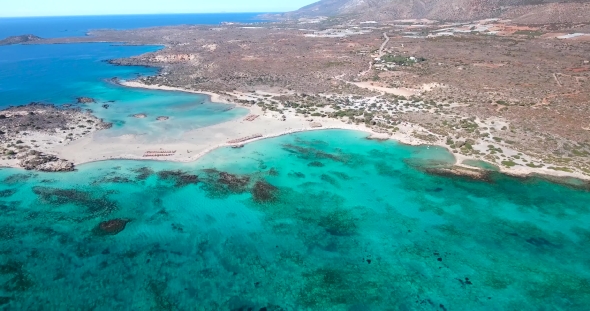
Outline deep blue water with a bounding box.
[0,42,247,139]
[0,13,266,38]
[0,43,160,106]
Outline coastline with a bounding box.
[114,81,590,182]
[2,80,588,183]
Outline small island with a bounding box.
[0,34,42,45]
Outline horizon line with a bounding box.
[0,11,281,18]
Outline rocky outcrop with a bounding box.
[0,34,42,46]
[36,159,75,172]
[1,104,112,170]
[19,152,75,172]
[423,165,491,181]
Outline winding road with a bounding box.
[378,32,390,57]
[359,32,390,76]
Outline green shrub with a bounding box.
[502,160,517,167]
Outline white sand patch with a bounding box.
[351,81,418,97]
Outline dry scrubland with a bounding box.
[7,15,590,179]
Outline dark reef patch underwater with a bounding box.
[0,129,589,310]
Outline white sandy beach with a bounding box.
[53,82,409,165]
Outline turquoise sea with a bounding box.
[1,15,590,310]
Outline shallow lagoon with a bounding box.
[1,129,589,310]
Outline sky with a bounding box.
[1,0,317,17]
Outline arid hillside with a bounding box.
[279,0,590,22]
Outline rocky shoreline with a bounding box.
[0,102,111,172]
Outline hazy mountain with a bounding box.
[285,0,588,22]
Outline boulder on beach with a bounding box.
[156,116,169,121]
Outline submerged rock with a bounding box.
[330,171,351,180]
[288,171,306,178]
[319,210,358,236]
[308,161,324,167]
[96,219,130,236]
[76,97,95,104]
[157,170,199,187]
[133,167,154,180]
[156,116,169,121]
[0,260,34,292]
[0,189,17,198]
[320,174,339,186]
[218,172,250,191]
[252,180,278,203]
[33,186,117,215]
[282,143,345,162]
[268,168,279,176]
[93,176,133,184]
[199,170,252,197]
[131,113,147,119]
[2,173,35,185]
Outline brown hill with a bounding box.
[284,0,589,22]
